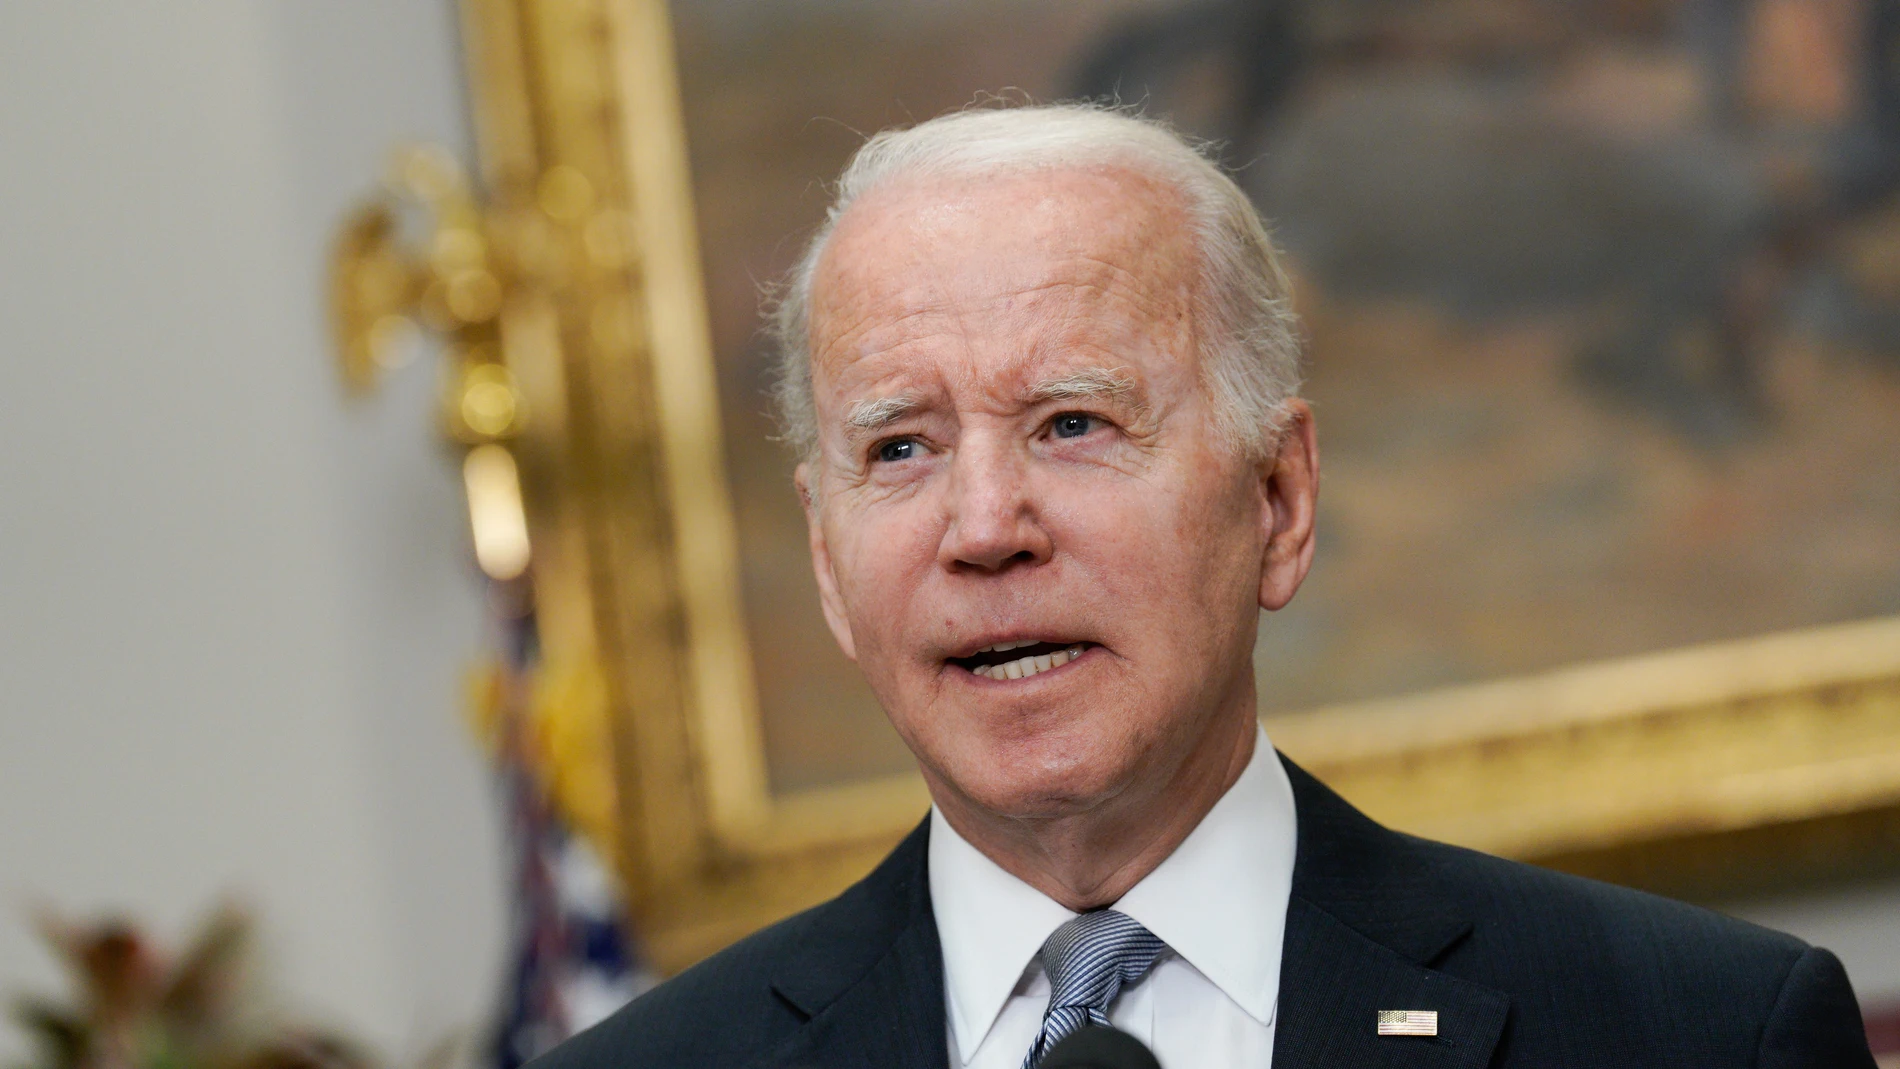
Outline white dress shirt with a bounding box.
[929,725,1298,1069]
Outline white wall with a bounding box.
[1725,875,1900,1009]
[0,0,501,1060]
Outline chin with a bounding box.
[937,730,1136,820]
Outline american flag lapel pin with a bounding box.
[1377,1010,1438,1037]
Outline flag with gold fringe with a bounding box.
[470,596,656,1069]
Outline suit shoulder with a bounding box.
[526,820,932,1069]
[1281,757,1871,1062]
[1402,832,1828,1043]
[1284,754,1809,979]
[1415,833,1808,966]
[525,900,832,1069]
[1415,838,1880,1063]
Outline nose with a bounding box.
[938,435,1053,574]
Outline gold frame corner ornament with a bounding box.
[329,0,1900,976]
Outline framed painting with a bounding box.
[339,0,1900,973]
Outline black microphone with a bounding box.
[1038,1026,1161,1069]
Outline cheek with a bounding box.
[1039,485,1180,641]
[1167,477,1265,608]
[1048,468,1229,565]
[825,498,941,643]
[1045,467,1260,631]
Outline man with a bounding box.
[536,105,1876,1067]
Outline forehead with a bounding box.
[806,164,1201,392]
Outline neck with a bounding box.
[930,707,1259,912]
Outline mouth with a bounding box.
[946,639,1093,681]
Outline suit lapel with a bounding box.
[1275,896,1507,1068]
[755,819,949,1069]
[763,912,948,1069]
[1273,756,1510,1069]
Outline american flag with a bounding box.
[487,604,658,1069]
[1377,1010,1438,1037]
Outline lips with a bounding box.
[947,639,1091,680]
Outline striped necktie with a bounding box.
[1021,910,1168,1069]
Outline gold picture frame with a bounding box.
[333,0,1900,976]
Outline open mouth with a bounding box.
[947,640,1091,681]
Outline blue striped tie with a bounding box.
[1020,910,1168,1069]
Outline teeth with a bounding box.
[974,639,1039,654]
[973,645,1085,681]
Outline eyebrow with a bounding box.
[844,394,920,434]
[1025,366,1138,403]
[838,366,1139,437]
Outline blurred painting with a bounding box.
[671,0,1900,793]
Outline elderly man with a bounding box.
[538,106,1875,1068]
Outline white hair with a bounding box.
[769,102,1303,462]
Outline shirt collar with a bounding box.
[929,806,1075,1063]
[928,725,1297,1061]
[1113,723,1295,1026]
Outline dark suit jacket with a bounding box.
[537,755,1876,1068]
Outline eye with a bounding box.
[876,438,919,463]
[1051,412,1096,439]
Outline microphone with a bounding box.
[1039,1026,1161,1069]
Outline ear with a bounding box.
[795,461,858,661]
[1258,400,1319,612]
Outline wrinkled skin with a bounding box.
[796,163,1319,908]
